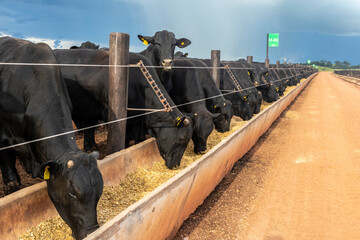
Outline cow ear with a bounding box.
[138,35,154,46]
[174,116,191,127]
[40,161,60,180]
[176,38,191,48]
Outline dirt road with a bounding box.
[174,72,360,240]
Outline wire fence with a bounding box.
[0,62,310,70]
[0,62,312,152]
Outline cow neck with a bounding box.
[201,79,224,109]
[146,108,183,128]
[139,46,170,84]
[195,64,225,107]
[27,98,79,163]
[136,60,183,127]
[35,133,79,164]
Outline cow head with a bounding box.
[70,41,99,50]
[212,100,233,132]
[256,73,280,103]
[232,94,254,121]
[174,51,189,58]
[138,30,191,71]
[220,69,254,121]
[189,109,214,154]
[149,116,193,169]
[40,151,103,240]
[248,68,270,87]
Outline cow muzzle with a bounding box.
[161,59,173,71]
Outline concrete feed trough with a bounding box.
[86,73,317,240]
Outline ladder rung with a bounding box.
[136,60,173,113]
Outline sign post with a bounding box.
[266,33,279,67]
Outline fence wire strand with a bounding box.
[0,62,309,70]
[0,62,312,151]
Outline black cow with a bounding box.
[280,65,297,86]
[0,37,103,240]
[290,65,304,84]
[165,59,214,154]
[200,59,254,120]
[70,41,100,49]
[54,49,193,169]
[138,30,191,83]
[222,60,263,114]
[267,65,288,96]
[250,61,280,102]
[174,57,234,132]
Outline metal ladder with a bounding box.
[225,65,243,92]
[271,68,281,80]
[136,60,172,112]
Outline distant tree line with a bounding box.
[303,60,360,69]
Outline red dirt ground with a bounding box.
[174,72,360,240]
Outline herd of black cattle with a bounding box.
[0,30,316,239]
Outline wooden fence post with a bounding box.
[211,50,221,87]
[265,58,270,68]
[276,60,280,69]
[247,56,253,65]
[107,32,129,154]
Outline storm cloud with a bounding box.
[0,0,359,63]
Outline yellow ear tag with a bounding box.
[181,42,184,46]
[244,96,247,101]
[214,105,217,109]
[44,166,50,180]
[266,73,268,75]
[176,117,181,126]
[248,71,250,76]
[143,40,148,46]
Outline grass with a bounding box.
[312,65,334,72]
[333,68,360,71]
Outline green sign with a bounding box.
[307,60,311,64]
[268,33,279,47]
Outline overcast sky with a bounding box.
[1,0,359,64]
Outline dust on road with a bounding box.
[174,72,360,240]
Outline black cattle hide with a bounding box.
[0,36,103,240]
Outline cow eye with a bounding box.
[68,191,77,199]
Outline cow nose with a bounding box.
[161,59,173,70]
